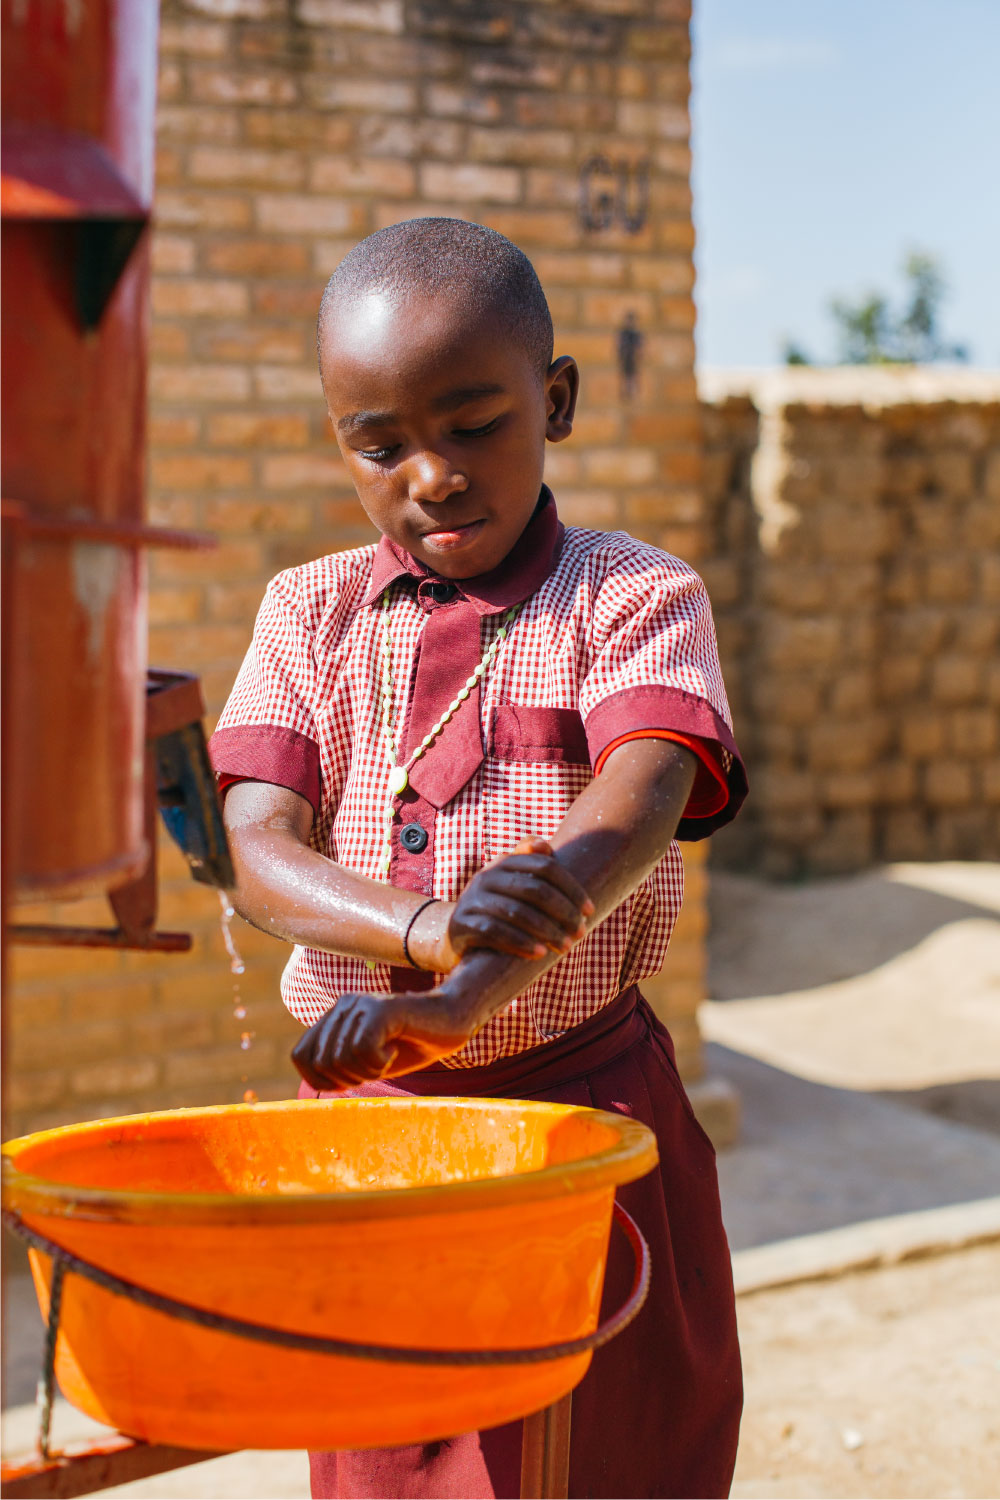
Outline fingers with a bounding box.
[482,868,589,933]
[470,863,593,948]
[448,845,595,962]
[291,993,468,1091]
[291,1009,339,1090]
[488,853,595,918]
[451,914,551,960]
[453,900,572,957]
[508,836,553,857]
[291,996,399,1091]
[291,1036,340,1093]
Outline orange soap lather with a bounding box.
[2,1096,658,1452]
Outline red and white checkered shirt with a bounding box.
[210,491,746,1066]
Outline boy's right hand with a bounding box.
[410,837,594,971]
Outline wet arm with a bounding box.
[432,737,698,1033]
[222,782,434,966]
[292,739,698,1087]
[222,783,589,969]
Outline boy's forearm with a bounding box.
[226,738,696,1030]
[224,784,436,965]
[232,825,436,962]
[438,739,698,1036]
[288,739,700,1090]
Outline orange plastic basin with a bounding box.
[2,1097,657,1450]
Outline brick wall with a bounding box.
[702,368,1000,877]
[5,0,729,1143]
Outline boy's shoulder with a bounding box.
[264,541,379,628]
[557,523,702,592]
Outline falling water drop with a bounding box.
[218,889,246,976]
[220,892,257,1101]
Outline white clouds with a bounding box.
[715,36,842,72]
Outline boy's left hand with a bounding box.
[292,989,473,1091]
[410,836,594,972]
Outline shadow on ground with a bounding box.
[710,1043,1000,1253]
[875,1077,1000,1138]
[708,864,1000,997]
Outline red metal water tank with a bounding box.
[2,0,159,900]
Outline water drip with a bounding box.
[218,890,246,976]
[220,891,257,1100]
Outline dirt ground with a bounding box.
[732,1243,1000,1499]
[709,860,1000,1500]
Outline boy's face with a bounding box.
[319,291,577,578]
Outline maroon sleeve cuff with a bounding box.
[207,724,322,813]
[584,685,748,840]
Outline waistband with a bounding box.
[389,985,648,1099]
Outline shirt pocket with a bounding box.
[487,704,591,765]
[483,704,592,860]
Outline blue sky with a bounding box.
[691,0,1000,367]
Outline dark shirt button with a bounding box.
[400,821,428,853]
[427,581,456,603]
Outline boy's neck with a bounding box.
[366,487,562,615]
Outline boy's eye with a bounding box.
[453,418,500,439]
[357,417,499,460]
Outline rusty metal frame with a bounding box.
[5,509,214,552]
[1,1410,573,1500]
[521,1395,573,1499]
[0,1437,223,1499]
[6,926,192,952]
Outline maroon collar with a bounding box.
[359,487,563,616]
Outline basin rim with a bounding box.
[2,1096,659,1226]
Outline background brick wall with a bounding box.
[6,0,722,1142]
[702,368,1000,877]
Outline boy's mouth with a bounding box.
[420,519,485,551]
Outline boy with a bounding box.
[210,218,746,1500]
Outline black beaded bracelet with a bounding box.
[402,898,439,967]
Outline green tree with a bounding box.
[780,340,811,366]
[783,252,970,366]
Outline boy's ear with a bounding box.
[544,356,579,443]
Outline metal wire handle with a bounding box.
[3,1201,649,1381]
[33,1257,65,1459]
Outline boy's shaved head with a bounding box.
[318,217,554,376]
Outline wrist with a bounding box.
[405,899,456,972]
[436,950,527,1036]
[433,972,487,1036]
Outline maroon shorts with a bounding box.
[298,987,742,1499]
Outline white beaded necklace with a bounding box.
[378,586,520,874]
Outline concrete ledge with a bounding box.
[731,1194,1000,1297]
[699,364,1000,411]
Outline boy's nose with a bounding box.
[406,452,468,505]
